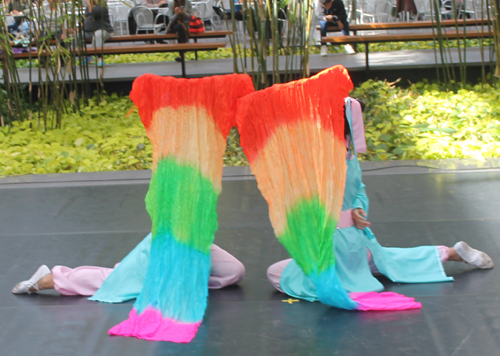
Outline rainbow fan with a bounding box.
[109,73,254,342]
[236,66,420,311]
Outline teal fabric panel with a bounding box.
[89,233,152,303]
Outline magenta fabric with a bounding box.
[349,99,367,153]
[349,292,422,310]
[52,244,245,296]
[108,307,201,343]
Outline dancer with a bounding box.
[12,233,245,297]
[266,97,494,300]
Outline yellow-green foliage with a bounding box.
[0,93,151,176]
[1,80,500,177]
[352,80,500,161]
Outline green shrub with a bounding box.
[352,80,500,161]
[1,80,499,177]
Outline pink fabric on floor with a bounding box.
[52,265,115,296]
[108,307,201,343]
[350,292,422,311]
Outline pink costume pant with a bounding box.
[266,209,451,293]
[52,244,245,296]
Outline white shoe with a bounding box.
[12,265,51,294]
[320,45,328,57]
[454,242,494,269]
[344,44,356,55]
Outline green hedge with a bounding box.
[0,79,499,177]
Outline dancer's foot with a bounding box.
[12,265,52,294]
[453,242,494,269]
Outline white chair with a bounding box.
[458,0,477,19]
[357,2,376,23]
[113,5,131,35]
[131,6,166,34]
[373,0,393,22]
[413,0,433,20]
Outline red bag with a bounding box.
[189,16,205,33]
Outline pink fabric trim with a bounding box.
[437,246,449,263]
[338,209,355,229]
[349,99,367,153]
[52,265,114,296]
[350,292,422,311]
[108,307,201,343]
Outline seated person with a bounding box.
[315,0,355,56]
[12,233,245,299]
[166,0,193,61]
[267,98,494,300]
[83,0,114,67]
[6,0,28,34]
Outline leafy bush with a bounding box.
[1,80,499,177]
[352,80,500,161]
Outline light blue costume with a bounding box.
[279,99,454,302]
[89,233,153,303]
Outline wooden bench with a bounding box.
[322,29,493,75]
[2,41,227,78]
[104,31,231,60]
[105,30,231,43]
[316,18,490,35]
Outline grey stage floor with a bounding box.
[1,160,500,356]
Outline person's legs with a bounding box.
[173,23,187,43]
[93,29,112,49]
[51,266,115,295]
[172,23,188,62]
[8,22,21,34]
[267,258,293,293]
[93,29,112,66]
[339,20,356,54]
[208,244,245,289]
[83,32,95,64]
[319,20,332,45]
[12,265,114,295]
[340,20,350,36]
[367,242,493,275]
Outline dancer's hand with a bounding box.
[353,208,370,230]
